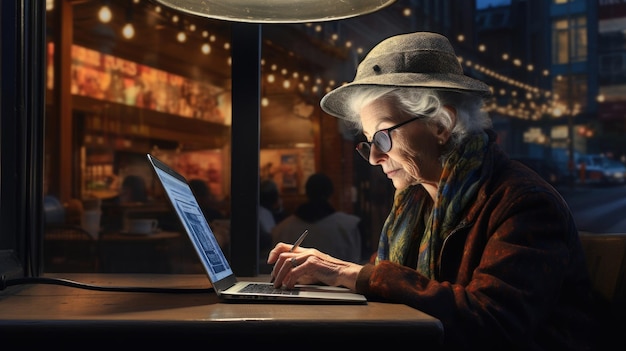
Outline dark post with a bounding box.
[0,0,46,277]
[229,23,261,276]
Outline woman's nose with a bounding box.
[368,144,386,165]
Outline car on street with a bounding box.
[576,154,626,185]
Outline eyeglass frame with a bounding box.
[355,115,425,161]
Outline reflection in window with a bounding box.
[44,1,233,274]
[553,74,588,113]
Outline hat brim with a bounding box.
[320,73,491,120]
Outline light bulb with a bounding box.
[98,5,112,23]
[201,43,211,54]
[122,23,135,39]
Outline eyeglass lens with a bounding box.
[355,116,422,161]
[356,131,391,160]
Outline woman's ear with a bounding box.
[436,106,456,143]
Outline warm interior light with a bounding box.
[201,43,211,54]
[98,5,112,23]
[151,0,397,23]
[122,23,135,39]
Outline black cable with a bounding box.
[1,275,214,293]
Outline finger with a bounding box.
[276,256,298,289]
[273,252,323,288]
[278,254,316,289]
[267,242,292,264]
[282,255,347,289]
[289,256,299,269]
[274,252,311,288]
[271,253,293,287]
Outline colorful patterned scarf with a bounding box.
[376,131,488,279]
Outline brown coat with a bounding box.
[355,137,597,350]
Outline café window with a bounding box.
[43,0,234,274]
[42,1,326,275]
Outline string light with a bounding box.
[98,4,112,23]
[452,35,561,119]
[122,23,135,39]
[122,0,135,39]
[86,0,561,121]
[201,43,211,54]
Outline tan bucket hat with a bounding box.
[320,31,491,119]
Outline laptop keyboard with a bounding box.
[240,283,299,295]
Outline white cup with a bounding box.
[127,218,158,234]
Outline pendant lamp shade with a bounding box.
[152,0,397,23]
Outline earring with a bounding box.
[439,139,444,145]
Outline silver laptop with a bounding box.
[147,154,367,304]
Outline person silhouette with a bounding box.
[189,178,224,222]
[119,175,147,204]
[259,179,282,253]
[272,173,362,262]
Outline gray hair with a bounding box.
[344,87,491,149]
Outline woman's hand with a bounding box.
[267,242,363,291]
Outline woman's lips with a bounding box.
[385,169,398,178]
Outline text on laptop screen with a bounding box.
[154,165,234,282]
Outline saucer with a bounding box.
[120,228,161,236]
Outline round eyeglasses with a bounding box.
[356,115,424,161]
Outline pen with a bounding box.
[271,229,308,283]
[289,229,309,252]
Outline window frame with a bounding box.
[0,0,46,279]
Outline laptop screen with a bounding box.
[150,155,234,283]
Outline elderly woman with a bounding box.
[268,32,596,349]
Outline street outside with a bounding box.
[557,184,626,234]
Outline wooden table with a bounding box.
[0,273,444,348]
